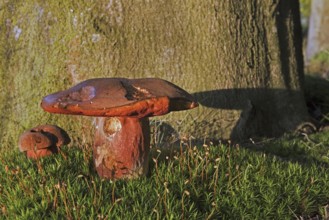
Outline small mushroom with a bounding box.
[18,124,70,159]
[31,124,71,147]
[41,78,198,179]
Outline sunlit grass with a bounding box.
[1,131,329,219]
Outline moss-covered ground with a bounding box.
[1,131,329,219]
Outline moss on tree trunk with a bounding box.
[0,0,309,147]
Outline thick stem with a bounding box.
[93,117,150,179]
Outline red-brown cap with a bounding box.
[41,78,198,118]
[18,131,52,152]
[18,125,70,159]
[31,124,71,147]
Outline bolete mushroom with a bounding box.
[41,78,198,179]
[18,124,70,159]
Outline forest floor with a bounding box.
[1,128,329,219]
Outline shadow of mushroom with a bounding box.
[192,88,310,141]
[304,75,329,125]
[150,85,329,173]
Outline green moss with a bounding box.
[0,1,93,148]
[1,132,329,219]
[300,0,312,17]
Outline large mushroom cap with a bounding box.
[41,78,198,118]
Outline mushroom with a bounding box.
[31,124,71,148]
[41,78,198,179]
[18,124,70,159]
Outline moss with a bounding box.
[300,0,312,17]
[0,1,89,148]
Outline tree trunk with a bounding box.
[191,0,309,140]
[0,0,309,147]
[306,0,329,61]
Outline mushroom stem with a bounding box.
[93,117,150,179]
[26,147,58,159]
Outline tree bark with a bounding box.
[191,0,309,140]
[0,0,309,146]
